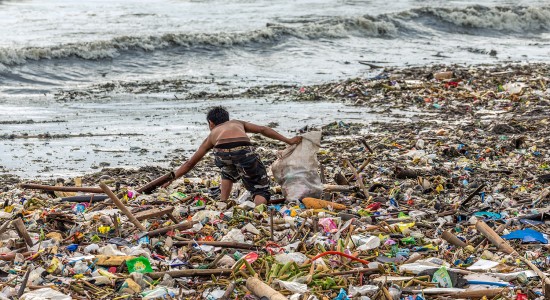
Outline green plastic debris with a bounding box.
[126,256,153,274]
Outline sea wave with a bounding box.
[0,5,548,68]
[0,17,395,67]
[403,5,550,32]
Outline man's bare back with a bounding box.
[208,120,250,146]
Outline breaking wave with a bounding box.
[403,5,550,32]
[0,5,548,68]
[0,18,396,67]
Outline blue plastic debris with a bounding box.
[502,228,548,244]
[333,288,350,300]
[473,211,502,220]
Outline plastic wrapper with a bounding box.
[271,131,323,201]
[274,279,308,293]
[20,288,71,300]
[349,285,378,297]
[275,252,308,265]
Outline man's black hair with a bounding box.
[207,106,229,125]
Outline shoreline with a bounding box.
[0,62,549,298]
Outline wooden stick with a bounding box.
[475,221,514,254]
[319,164,327,184]
[460,184,486,208]
[445,288,506,298]
[345,159,369,199]
[136,172,175,194]
[323,185,356,193]
[360,138,374,153]
[173,241,260,250]
[12,218,33,247]
[143,221,195,238]
[220,281,236,300]
[147,268,232,279]
[0,251,33,261]
[346,158,371,182]
[246,277,287,300]
[0,219,12,236]
[315,267,381,278]
[441,230,467,248]
[20,183,108,194]
[270,209,275,241]
[134,206,176,223]
[99,182,146,231]
[17,266,33,298]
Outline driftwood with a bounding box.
[441,230,467,248]
[315,267,381,278]
[345,159,369,199]
[148,268,232,279]
[100,182,146,231]
[173,241,260,250]
[475,221,514,254]
[246,277,287,300]
[143,221,195,238]
[12,218,33,247]
[17,266,33,298]
[0,220,12,236]
[134,206,178,223]
[323,184,356,193]
[460,184,486,208]
[220,281,237,300]
[346,158,371,182]
[20,183,108,194]
[136,172,175,194]
[61,195,109,202]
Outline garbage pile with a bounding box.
[0,64,549,299]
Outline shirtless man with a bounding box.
[165,106,301,205]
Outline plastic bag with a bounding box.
[274,279,308,293]
[20,288,71,300]
[432,266,453,288]
[348,285,378,297]
[271,131,323,201]
[126,256,153,274]
[275,252,308,265]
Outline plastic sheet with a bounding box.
[271,131,323,201]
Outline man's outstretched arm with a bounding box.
[167,138,213,186]
[241,121,301,145]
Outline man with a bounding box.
[165,106,301,205]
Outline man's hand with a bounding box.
[288,136,302,145]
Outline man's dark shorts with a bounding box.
[213,146,270,201]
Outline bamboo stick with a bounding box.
[441,230,467,248]
[475,221,514,254]
[246,277,287,300]
[173,241,260,250]
[148,268,232,279]
[99,182,146,231]
[220,281,236,300]
[345,159,369,199]
[144,221,195,238]
[12,218,33,247]
[20,183,108,194]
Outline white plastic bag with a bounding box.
[349,285,378,297]
[20,288,71,300]
[275,252,308,265]
[274,279,308,293]
[271,131,323,201]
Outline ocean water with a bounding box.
[0,0,549,177]
[1,0,549,94]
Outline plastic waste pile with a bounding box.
[0,64,549,299]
